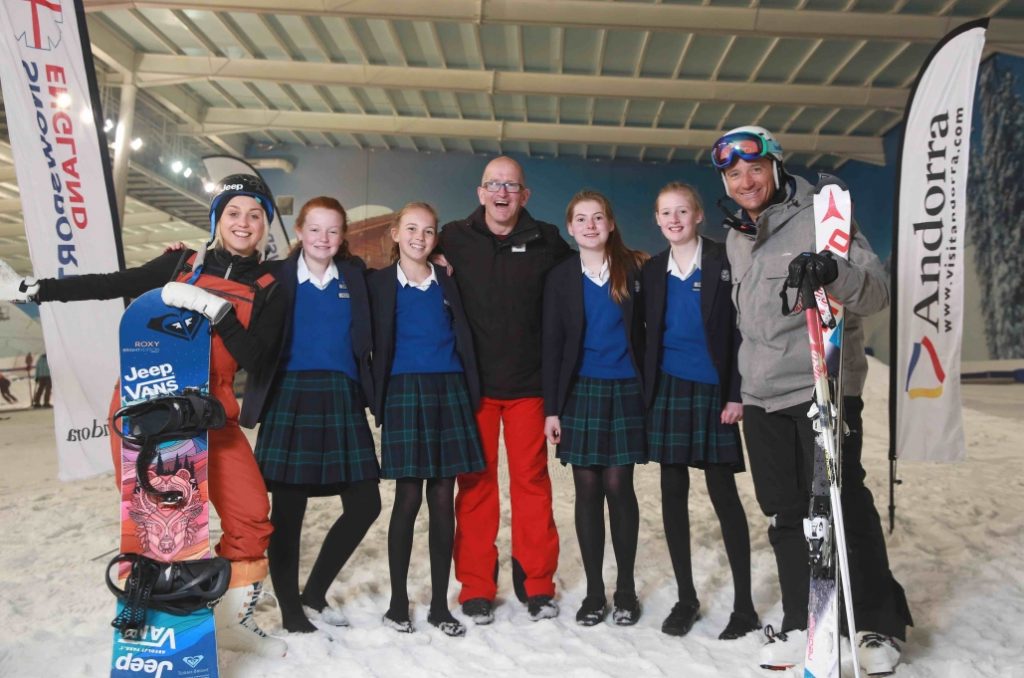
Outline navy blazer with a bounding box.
[367,262,481,424]
[239,249,374,428]
[542,254,644,418]
[640,237,741,408]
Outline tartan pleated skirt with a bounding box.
[380,372,485,480]
[556,376,647,467]
[255,370,379,494]
[647,371,744,471]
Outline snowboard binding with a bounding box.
[107,552,231,635]
[112,390,226,505]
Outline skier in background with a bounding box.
[32,353,51,408]
[0,370,16,403]
[711,125,912,674]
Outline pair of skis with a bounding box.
[793,176,860,678]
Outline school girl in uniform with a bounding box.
[542,189,648,627]
[5,175,287,656]
[640,182,759,640]
[368,202,485,638]
[244,196,381,634]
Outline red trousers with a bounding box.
[454,397,559,602]
[108,376,272,585]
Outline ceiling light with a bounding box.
[183,167,192,178]
[130,138,143,151]
[204,181,216,193]
[171,160,183,174]
[104,119,114,132]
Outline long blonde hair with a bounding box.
[564,190,648,303]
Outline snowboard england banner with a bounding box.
[890,20,987,463]
[0,0,125,479]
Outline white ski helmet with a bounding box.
[711,125,785,197]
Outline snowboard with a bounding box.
[803,176,860,678]
[110,288,219,678]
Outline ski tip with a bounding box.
[814,173,848,192]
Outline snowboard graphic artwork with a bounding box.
[111,289,218,678]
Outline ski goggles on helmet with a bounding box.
[711,131,783,170]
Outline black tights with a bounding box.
[572,465,639,598]
[661,464,755,615]
[268,480,381,632]
[387,477,457,622]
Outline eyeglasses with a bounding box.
[711,131,782,170]
[481,180,524,193]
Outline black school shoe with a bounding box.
[461,598,495,625]
[428,611,467,638]
[612,591,642,626]
[661,600,701,636]
[383,609,414,634]
[575,596,608,626]
[527,595,559,621]
[718,611,761,640]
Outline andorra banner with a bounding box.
[891,20,987,463]
[0,0,125,479]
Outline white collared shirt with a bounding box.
[297,254,339,290]
[667,238,702,281]
[581,258,610,286]
[396,262,438,291]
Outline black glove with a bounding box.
[786,251,838,290]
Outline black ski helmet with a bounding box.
[208,173,276,233]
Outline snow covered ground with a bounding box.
[1,358,1022,677]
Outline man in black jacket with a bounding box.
[439,156,571,623]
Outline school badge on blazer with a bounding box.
[338,279,351,299]
[720,269,731,282]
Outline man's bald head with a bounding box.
[477,156,530,235]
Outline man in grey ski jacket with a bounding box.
[727,173,888,413]
[712,125,912,675]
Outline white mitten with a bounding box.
[161,282,231,325]
[0,277,39,303]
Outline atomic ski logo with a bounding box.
[12,0,64,51]
[905,336,946,399]
[147,310,203,340]
[820,189,846,223]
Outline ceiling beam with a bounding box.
[82,0,1024,45]
[127,54,908,110]
[84,15,137,75]
[185,108,886,164]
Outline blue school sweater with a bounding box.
[390,282,463,375]
[578,277,636,379]
[661,270,718,385]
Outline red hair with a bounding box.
[290,196,352,259]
